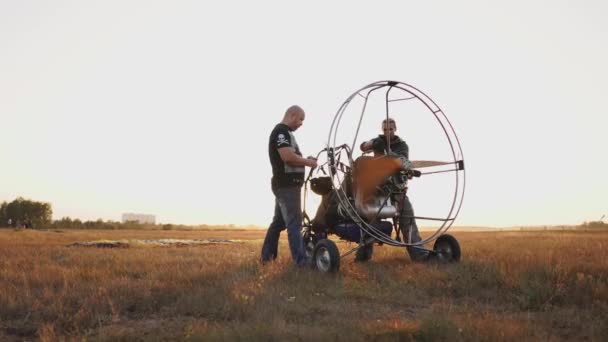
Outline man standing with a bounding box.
[261,105,318,266]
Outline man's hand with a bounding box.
[305,156,318,168]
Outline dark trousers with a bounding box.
[261,186,307,265]
[399,194,428,261]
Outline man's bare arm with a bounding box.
[278,147,318,168]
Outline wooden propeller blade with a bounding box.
[354,156,402,202]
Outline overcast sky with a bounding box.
[1,0,607,227]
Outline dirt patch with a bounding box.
[66,238,242,248]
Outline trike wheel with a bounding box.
[432,234,461,263]
[313,239,340,273]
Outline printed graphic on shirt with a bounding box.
[277,133,290,147]
[284,131,304,174]
[288,132,299,151]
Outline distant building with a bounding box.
[122,213,156,224]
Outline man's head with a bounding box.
[282,105,306,131]
[382,117,397,139]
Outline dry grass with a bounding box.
[0,228,607,341]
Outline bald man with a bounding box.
[261,105,318,266]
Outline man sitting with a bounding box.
[360,117,447,261]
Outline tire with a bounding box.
[432,234,461,263]
[354,242,374,262]
[313,239,340,273]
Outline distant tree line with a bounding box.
[1,197,250,230]
[578,220,607,230]
[49,217,201,230]
[50,217,165,230]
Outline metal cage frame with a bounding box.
[312,80,466,248]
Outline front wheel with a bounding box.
[432,234,461,263]
[313,239,340,273]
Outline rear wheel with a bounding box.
[432,234,461,263]
[313,239,340,273]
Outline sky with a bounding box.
[1,0,607,227]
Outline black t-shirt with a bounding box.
[367,134,409,158]
[269,123,305,189]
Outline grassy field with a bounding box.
[0,228,607,341]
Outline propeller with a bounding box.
[353,156,403,203]
[353,156,453,203]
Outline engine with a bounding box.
[355,193,397,220]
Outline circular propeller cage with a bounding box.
[315,80,466,247]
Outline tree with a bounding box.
[55,216,74,228]
[0,197,53,228]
